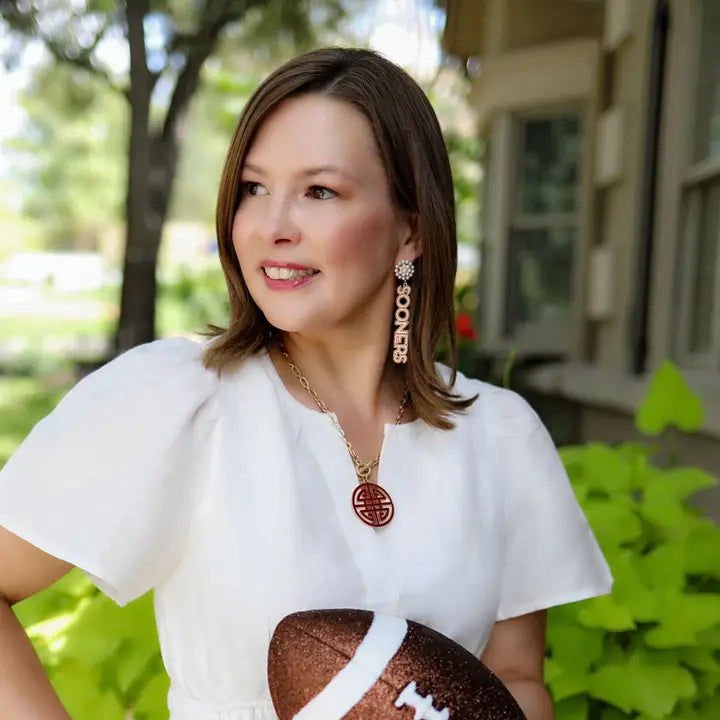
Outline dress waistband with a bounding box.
[168,687,278,720]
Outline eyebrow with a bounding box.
[243,163,360,183]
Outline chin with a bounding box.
[258,305,329,336]
[248,280,381,340]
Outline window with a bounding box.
[504,113,582,342]
[678,0,720,367]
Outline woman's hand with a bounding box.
[480,610,554,720]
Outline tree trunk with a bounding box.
[113,0,251,354]
[115,0,155,354]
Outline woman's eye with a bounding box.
[242,181,267,197]
[308,186,337,200]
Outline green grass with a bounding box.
[2,293,207,348]
[0,315,114,343]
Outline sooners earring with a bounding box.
[393,260,414,364]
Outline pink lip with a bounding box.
[261,259,317,270]
[263,272,319,291]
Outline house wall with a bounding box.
[591,0,655,371]
[446,0,661,368]
[442,0,487,58]
[503,0,604,51]
[444,0,720,488]
[443,0,604,58]
[472,41,602,358]
[648,1,699,369]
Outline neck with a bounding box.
[272,328,406,424]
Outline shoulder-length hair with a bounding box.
[204,47,475,429]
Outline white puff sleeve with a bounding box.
[487,388,613,621]
[0,338,219,607]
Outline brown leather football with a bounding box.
[267,609,526,719]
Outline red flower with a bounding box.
[456,312,477,340]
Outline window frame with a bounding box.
[504,107,584,349]
[675,0,720,370]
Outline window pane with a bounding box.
[505,226,574,331]
[688,182,720,353]
[694,0,720,163]
[518,115,582,214]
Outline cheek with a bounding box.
[321,207,397,267]
[231,210,252,263]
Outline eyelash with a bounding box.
[240,181,263,197]
[240,182,337,200]
[308,185,337,200]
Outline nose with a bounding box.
[262,194,301,246]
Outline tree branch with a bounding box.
[161,0,265,141]
[42,35,130,100]
[1,6,129,99]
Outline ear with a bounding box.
[396,213,422,263]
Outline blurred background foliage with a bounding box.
[548,364,720,720]
[0,0,478,356]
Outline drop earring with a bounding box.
[393,260,414,364]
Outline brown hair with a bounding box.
[204,47,476,428]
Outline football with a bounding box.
[267,609,526,719]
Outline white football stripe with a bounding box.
[293,613,408,720]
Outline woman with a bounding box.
[0,48,611,719]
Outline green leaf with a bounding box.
[606,550,658,622]
[693,692,720,718]
[51,568,96,598]
[548,668,591,702]
[115,642,161,696]
[50,660,125,720]
[599,709,631,720]
[580,444,634,494]
[588,661,696,716]
[696,627,720,648]
[559,445,588,473]
[547,621,605,673]
[59,595,123,666]
[582,497,643,549]
[133,669,171,720]
[637,543,685,592]
[25,609,81,661]
[577,594,636,631]
[596,643,633,667]
[678,646,720,672]
[670,701,703,720]
[114,592,158,642]
[616,442,656,460]
[554,694,590,720]
[14,586,81,629]
[683,522,720,577]
[545,655,592,701]
[655,467,716,499]
[640,468,716,531]
[636,361,703,435]
[695,668,720,698]
[646,593,720,647]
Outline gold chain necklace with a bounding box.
[278,343,408,528]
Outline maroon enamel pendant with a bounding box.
[352,483,395,527]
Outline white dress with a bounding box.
[0,338,612,719]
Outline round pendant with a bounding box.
[352,482,395,527]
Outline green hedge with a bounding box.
[547,362,720,720]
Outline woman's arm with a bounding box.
[0,526,74,719]
[480,610,554,720]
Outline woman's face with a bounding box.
[232,94,418,339]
